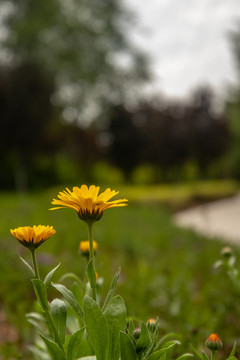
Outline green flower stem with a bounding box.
[211,350,215,360]
[87,222,97,301]
[30,249,65,355]
[31,249,40,279]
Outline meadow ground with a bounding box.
[0,180,240,359]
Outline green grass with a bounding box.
[0,182,240,358]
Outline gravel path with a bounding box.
[174,194,240,244]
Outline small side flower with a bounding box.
[10,225,56,250]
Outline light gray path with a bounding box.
[174,194,240,244]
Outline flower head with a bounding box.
[10,225,56,249]
[206,334,222,351]
[50,185,128,223]
[79,240,98,256]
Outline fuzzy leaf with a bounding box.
[67,327,85,360]
[120,331,138,360]
[103,295,126,360]
[147,343,176,360]
[189,344,203,360]
[32,279,49,310]
[136,322,151,351]
[50,298,67,344]
[102,267,121,312]
[229,342,237,357]
[84,296,109,360]
[44,263,61,288]
[52,282,84,325]
[176,353,194,360]
[19,255,35,276]
[40,334,65,360]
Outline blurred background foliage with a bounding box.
[0,0,240,191]
[1,0,240,359]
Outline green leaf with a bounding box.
[87,259,96,289]
[84,295,109,360]
[44,263,61,288]
[229,342,237,357]
[40,334,65,360]
[147,343,176,360]
[50,298,67,344]
[77,357,96,360]
[226,357,238,360]
[189,344,203,360]
[67,327,85,360]
[52,282,84,325]
[136,322,151,351]
[28,345,51,360]
[120,331,138,360]
[59,272,84,288]
[26,312,46,332]
[26,312,46,322]
[103,295,126,360]
[102,267,121,312]
[71,282,84,308]
[32,279,49,310]
[156,333,181,348]
[127,319,135,335]
[201,350,209,360]
[176,353,194,360]
[19,255,35,276]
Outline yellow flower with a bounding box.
[10,225,56,249]
[79,240,98,256]
[50,185,128,222]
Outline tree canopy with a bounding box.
[0,0,149,122]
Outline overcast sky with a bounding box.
[123,0,240,99]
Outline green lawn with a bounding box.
[0,182,240,358]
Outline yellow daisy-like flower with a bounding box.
[50,185,128,222]
[10,225,56,249]
[79,240,98,256]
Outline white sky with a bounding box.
[123,0,240,99]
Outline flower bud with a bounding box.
[79,240,98,257]
[132,326,141,339]
[221,246,233,259]
[205,334,222,351]
[147,318,156,330]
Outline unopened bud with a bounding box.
[221,246,233,259]
[205,334,222,351]
[132,326,141,339]
[147,318,156,330]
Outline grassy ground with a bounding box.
[0,181,240,358]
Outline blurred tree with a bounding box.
[187,88,230,174]
[106,89,229,182]
[0,0,149,123]
[0,62,60,190]
[223,25,240,179]
[107,105,142,179]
